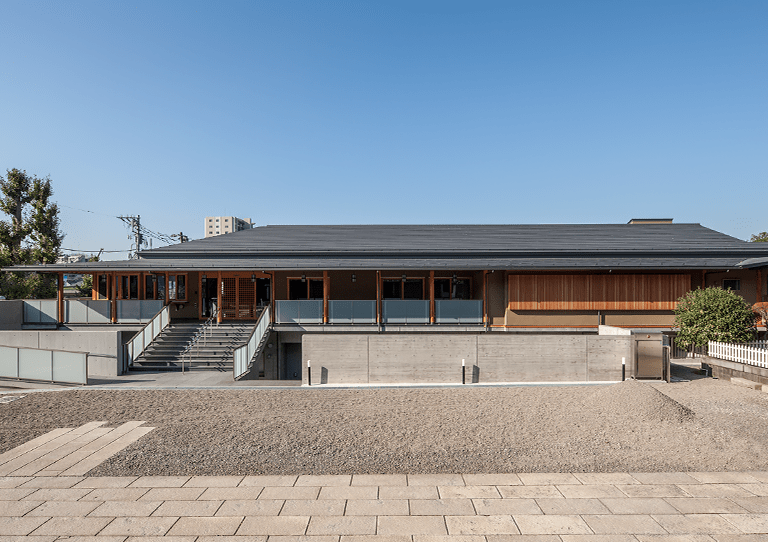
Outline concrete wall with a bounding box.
[302,333,634,385]
[0,300,23,330]
[0,329,139,377]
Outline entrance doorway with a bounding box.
[201,276,218,318]
[201,273,271,320]
[284,343,302,380]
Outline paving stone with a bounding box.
[574,473,640,485]
[666,498,750,514]
[535,498,609,515]
[414,536,486,542]
[79,487,149,501]
[438,485,500,499]
[731,498,768,514]
[319,486,378,500]
[688,473,763,485]
[462,474,522,486]
[0,488,36,500]
[0,427,73,467]
[557,484,627,499]
[600,497,680,515]
[344,499,408,516]
[378,486,439,500]
[138,487,205,501]
[99,516,179,536]
[240,475,298,487]
[618,484,692,498]
[297,475,351,487]
[184,476,244,488]
[236,516,310,535]
[635,536,717,542]
[215,499,285,517]
[129,476,191,488]
[88,500,163,517]
[22,488,92,501]
[408,474,464,486]
[582,514,666,534]
[378,515,447,535]
[473,498,541,515]
[19,476,85,488]
[410,498,475,516]
[720,514,768,534]
[342,536,411,542]
[196,537,267,542]
[681,485,757,499]
[631,473,703,485]
[152,500,223,516]
[267,537,337,542]
[485,536,561,542]
[26,500,101,516]
[166,516,244,536]
[281,499,346,516]
[73,477,137,488]
[351,474,407,487]
[740,485,768,497]
[197,486,264,500]
[711,534,768,541]
[0,516,50,535]
[560,536,639,541]
[747,472,768,484]
[652,514,743,534]
[518,473,582,486]
[44,537,128,542]
[29,516,112,536]
[445,515,520,535]
[259,486,321,500]
[0,500,42,516]
[123,537,193,542]
[307,516,376,535]
[513,514,592,535]
[497,486,563,499]
[0,477,32,488]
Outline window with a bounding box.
[723,279,741,291]
[288,278,324,300]
[167,274,187,300]
[434,278,471,300]
[119,275,139,299]
[145,275,155,299]
[98,274,108,299]
[383,278,424,299]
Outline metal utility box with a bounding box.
[634,333,670,381]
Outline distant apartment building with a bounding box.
[204,216,253,237]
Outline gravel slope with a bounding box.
[2,374,767,475]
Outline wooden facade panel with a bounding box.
[508,274,691,311]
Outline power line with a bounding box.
[61,247,130,253]
[59,204,117,218]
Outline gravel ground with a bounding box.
[2,367,768,476]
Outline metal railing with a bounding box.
[328,300,376,324]
[180,307,220,373]
[382,300,430,324]
[0,345,88,385]
[709,340,768,369]
[435,299,483,324]
[275,300,323,324]
[22,299,163,325]
[125,305,170,368]
[234,305,271,380]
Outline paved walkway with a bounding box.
[2,472,768,539]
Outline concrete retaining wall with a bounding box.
[302,333,634,385]
[0,330,138,377]
[704,356,768,387]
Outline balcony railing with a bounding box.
[274,299,484,325]
[22,299,164,325]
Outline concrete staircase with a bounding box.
[131,320,255,371]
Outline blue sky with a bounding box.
[1,0,766,258]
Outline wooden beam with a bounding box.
[57,272,64,325]
[429,271,435,324]
[323,271,329,324]
[217,271,222,323]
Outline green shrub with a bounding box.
[674,286,757,347]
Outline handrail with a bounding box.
[181,306,220,374]
[124,305,170,368]
[234,304,271,380]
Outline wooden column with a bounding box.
[701,270,706,289]
[429,271,435,324]
[138,272,144,300]
[199,273,204,320]
[270,272,275,324]
[323,271,329,324]
[111,272,117,323]
[57,273,64,325]
[483,270,488,326]
[217,271,222,323]
[91,274,97,300]
[376,271,381,324]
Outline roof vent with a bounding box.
[628,218,673,224]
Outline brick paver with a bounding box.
[2,467,768,538]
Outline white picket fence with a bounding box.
[708,340,768,369]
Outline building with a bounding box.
[6,219,768,384]
[204,216,253,237]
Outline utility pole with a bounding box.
[118,215,145,259]
[171,232,189,243]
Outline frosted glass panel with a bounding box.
[0,347,18,378]
[52,351,87,384]
[19,349,52,381]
